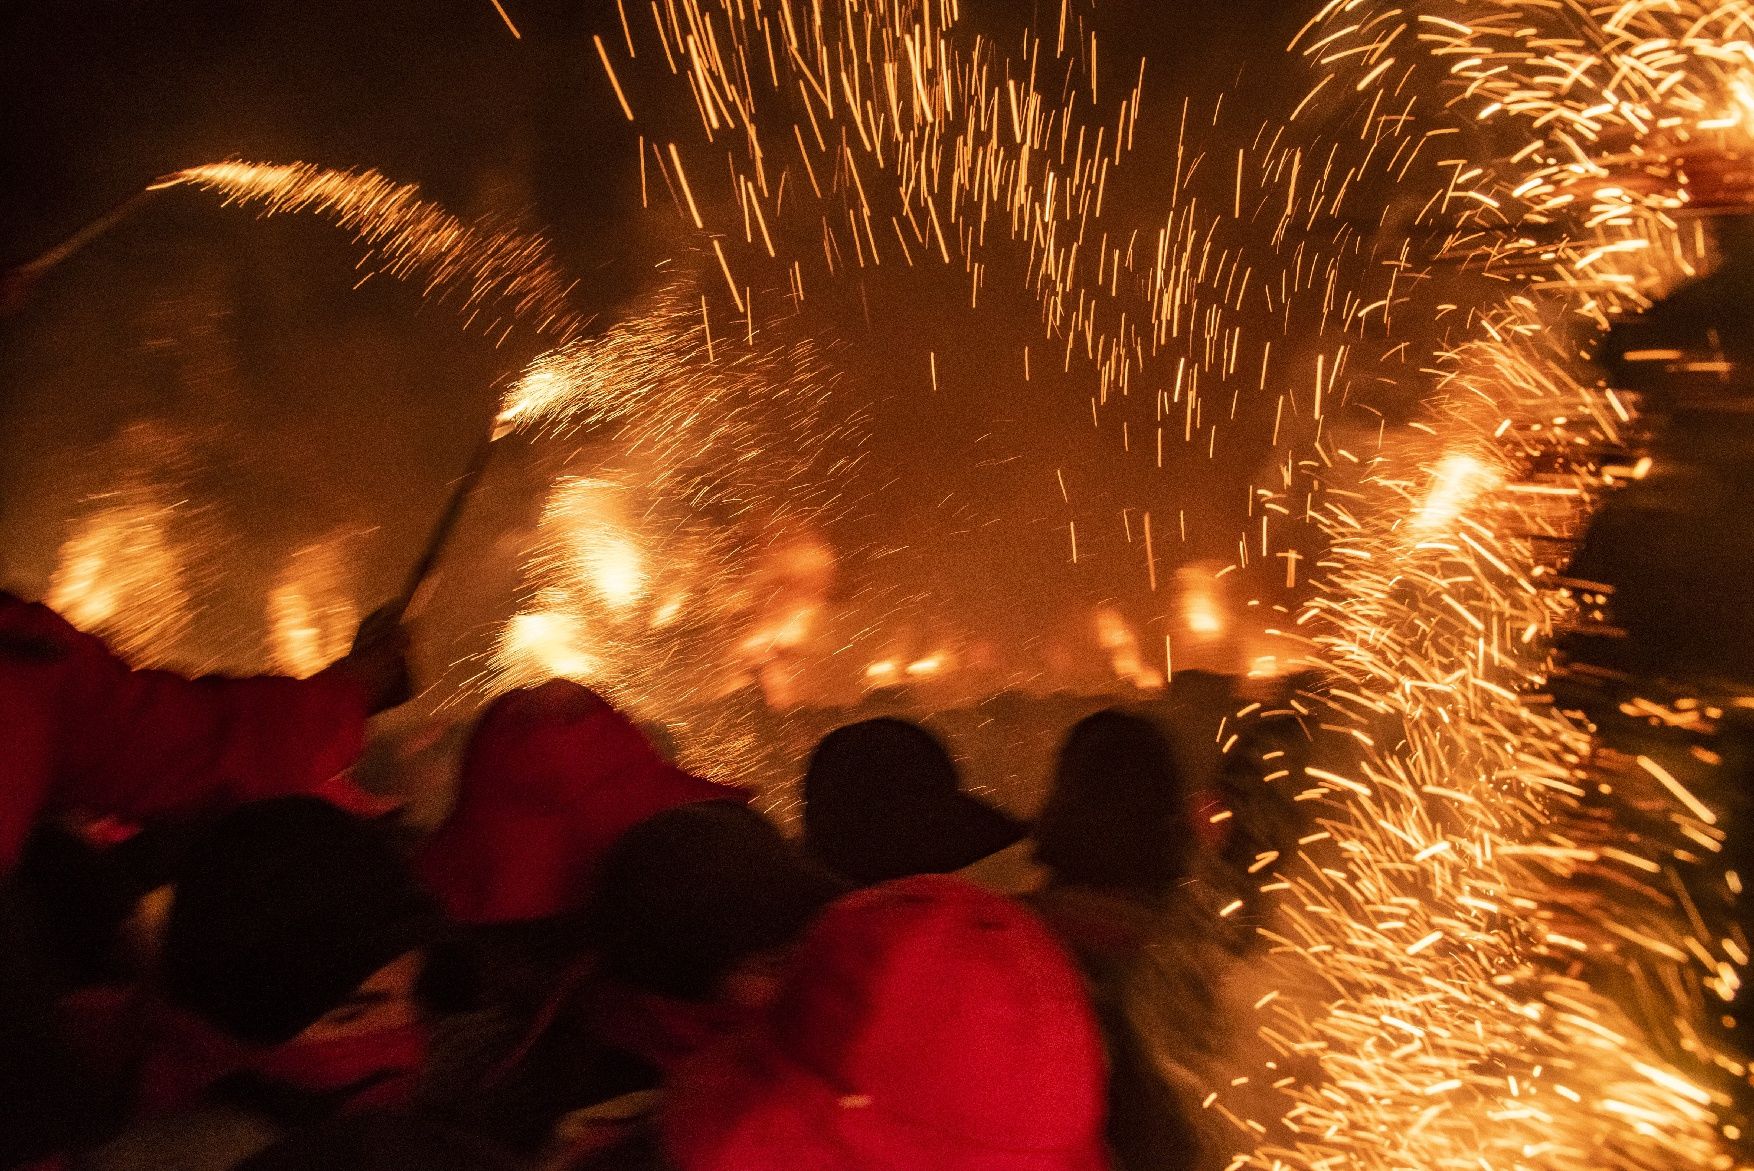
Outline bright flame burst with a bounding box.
[47,488,193,664]
[268,540,359,678]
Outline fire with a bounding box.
[1413,452,1504,534]
[1176,566,1229,640]
[1095,606,1164,690]
[494,608,600,685]
[47,489,192,664]
[267,542,358,678]
[905,653,947,678]
[583,533,647,614]
[542,478,649,615]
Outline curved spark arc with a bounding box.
[162,160,590,348]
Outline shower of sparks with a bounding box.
[587,0,1753,1160]
[44,0,1753,1161]
[1163,3,1753,1167]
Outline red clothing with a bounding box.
[664,876,1110,1171]
[418,680,747,924]
[59,985,426,1118]
[0,593,370,872]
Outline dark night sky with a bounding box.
[0,0,1314,687]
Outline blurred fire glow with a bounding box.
[494,606,600,685]
[1413,452,1505,535]
[1095,605,1164,690]
[268,541,357,678]
[47,488,192,664]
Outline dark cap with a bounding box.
[589,802,845,1001]
[802,718,1026,887]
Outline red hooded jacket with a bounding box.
[664,875,1111,1171]
[417,680,747,925]
[0,593,371,873]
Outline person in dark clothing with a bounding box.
[530,803,846,1166]
[588,802,846,1009]
[1034,710,1194,898]
[1028,709,1205,1171]
[800,717,1026,887]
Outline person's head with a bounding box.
[589,802,846,1006]
[801,717,1025,886]
[1035,708,1193,898]
[162,797,436,1051]
[416,679,748,924]
[663,874,1108,1171]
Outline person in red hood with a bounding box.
[587,874,1110,1171]
[411,680,749,1157]
[0,592,412,875]
[417,679,747,928]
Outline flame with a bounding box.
[905,653,947,677]
[1095,605,1165,689]
[267,542,357,678]
[494,608,601,685]
[1413,452,1504,534]
[47,490,192,663]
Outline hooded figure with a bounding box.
[1033,709,1193,901]
[661,874,1110,1171]
[590,802,846,1006]
[583,802,846,1068]
[801,718,1026,887]
[416,680,748,925]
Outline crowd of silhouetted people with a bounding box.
[1,589,1317,1171]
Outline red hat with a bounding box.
[664,874,1110,1171]
[416,680,747,923]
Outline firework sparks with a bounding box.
[25,3,1751,1163]
[161,161,587,346]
